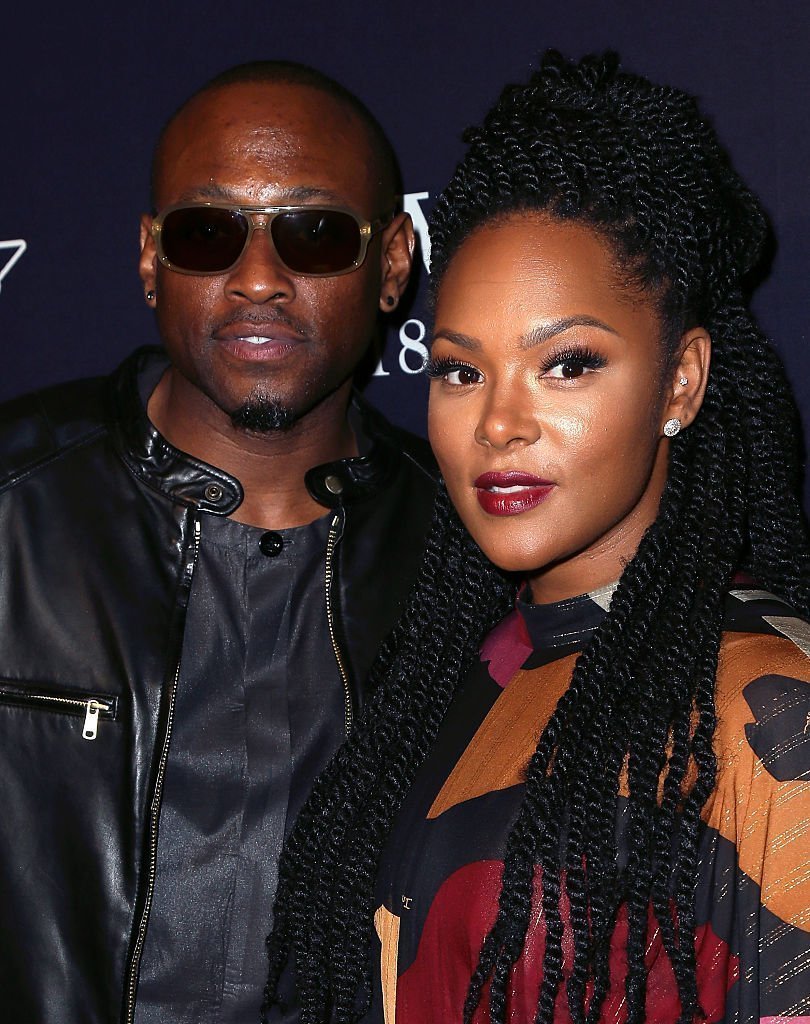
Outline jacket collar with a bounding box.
[108,346,402,514]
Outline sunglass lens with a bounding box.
[161,207,249,273]
[272,210,361,274]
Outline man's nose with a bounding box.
[224,221,296,304]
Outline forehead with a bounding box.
[436,214,663,343]
[444,216,611,287]
[439,216,636,313]
[154,81,383,212]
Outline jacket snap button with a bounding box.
[204,483,223,502]
[324,474,344,495]
[259,531,284,557]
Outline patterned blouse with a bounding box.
[370,583,810,1023]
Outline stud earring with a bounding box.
[678,376,688,386]
[146,290,155,301]
[663,418,681,437]
[385,295,396,307]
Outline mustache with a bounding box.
[211,308,309,337]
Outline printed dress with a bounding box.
[370,583,810,1023]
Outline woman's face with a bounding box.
[428,214,693,604]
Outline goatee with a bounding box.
[230,397,297,433]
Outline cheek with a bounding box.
[427,394,469,478]
[426,399,446,455]
[155,272,216,333]
[565,401,663,509]
[548,409,593,452]
[304,277,377,348]
[554,385,658,462]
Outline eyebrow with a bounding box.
[173,183,348,205]
[433,316,620,352]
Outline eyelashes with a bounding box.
[540,345,607,377]
[424,345,607,383]
[423,355,480,382]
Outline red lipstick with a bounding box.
[474,471,555,516]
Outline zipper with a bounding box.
[324,508,353,735]
[0,685,115,741]
[124,515,201,1024]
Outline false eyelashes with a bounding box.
[423,345,607,382]
[423,355,480,381]
[539,345,607,377]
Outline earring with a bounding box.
[663,418,681,437]
[146,290,155,301]
[385,295,396,307]
[678,376,688,386]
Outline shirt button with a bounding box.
[259,531,284,557]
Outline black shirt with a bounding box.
[136,510,344,1023]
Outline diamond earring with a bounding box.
[663,418,681,437]
[678,376,688,386]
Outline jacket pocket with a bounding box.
[0,680,117,740]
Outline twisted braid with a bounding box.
[264,486,514,1023]
[265,50,810,1024]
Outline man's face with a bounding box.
[140,81,403,432]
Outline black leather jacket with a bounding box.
[0,347,437,1024]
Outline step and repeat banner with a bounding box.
[2,1,808,503]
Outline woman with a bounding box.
[265,52,810,1024]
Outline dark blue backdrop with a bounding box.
[2,1,808,504]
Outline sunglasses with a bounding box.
[150,202,392,277]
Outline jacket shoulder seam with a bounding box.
[398,444,440,483]
[0,425,109,493]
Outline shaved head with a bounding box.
[151,61,400,212]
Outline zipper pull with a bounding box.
[82,700,101,741]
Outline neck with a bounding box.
[147,370,358,530]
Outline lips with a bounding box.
[213,320,306,362]
[474,470,555,516]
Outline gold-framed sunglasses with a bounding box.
[150,202,392,277]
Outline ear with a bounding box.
[661,326,712,435]
[377,211,415,312]
[139,213,158,307]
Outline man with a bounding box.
[0,62,436,1023]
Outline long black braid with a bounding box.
[265,51,810,1024]
[265,486,515,1022]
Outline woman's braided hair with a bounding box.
[265,51,810,1024]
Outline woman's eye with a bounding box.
[423,357,482,386]
[543,349,606,379]
[546,360,587,379]
[445,366,482,385]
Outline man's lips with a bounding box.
[473,471,555,516]
[213,322,306,360]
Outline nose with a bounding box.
[224,218,296,304]
[475,384,541,449]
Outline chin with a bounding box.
[229,395,299,433]
[469,536,540,575]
